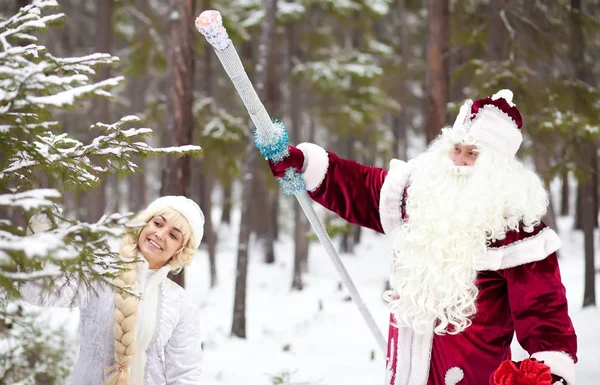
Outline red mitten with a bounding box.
[491,358,553,385]
[491,360,520,385]
[268,145,305,178]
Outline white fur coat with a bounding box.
[21,261,203,385]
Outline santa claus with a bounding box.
[268,90,577,385]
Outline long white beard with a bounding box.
[385,131,548,335]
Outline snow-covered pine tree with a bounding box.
[0,1,200,298]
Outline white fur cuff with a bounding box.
[531,351,576,385]
[379,159,410,236]
[296,143,329,192]
[477,227,562,271]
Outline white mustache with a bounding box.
[451,165,474,176]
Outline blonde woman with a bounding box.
[21,196,205,385]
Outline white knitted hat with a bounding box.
[145,196,204,249]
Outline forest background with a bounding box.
[1,0,599,384]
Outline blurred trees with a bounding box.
[2,0,598,339]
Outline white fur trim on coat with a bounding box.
[379,159,410,236]
[297,142,329,192]
[531,351,576,385]
[394,325,434,385]
[476,227,561,271]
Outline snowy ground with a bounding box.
[30,209,599,385]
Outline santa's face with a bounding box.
[451,144,478,166]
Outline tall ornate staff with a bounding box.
[195,10,386,354]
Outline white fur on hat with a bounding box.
[145,196,204,249]
[452,89,523,156]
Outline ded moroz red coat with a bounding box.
[295,142,578,385]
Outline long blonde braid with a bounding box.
[105,231,139,385]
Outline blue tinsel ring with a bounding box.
[279,167,306,196]
[253,119,289,162]
[253,119,304,195]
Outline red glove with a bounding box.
[491,358,564,385]
[268,145,305,178]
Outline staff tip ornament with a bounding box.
[195,10,231,51]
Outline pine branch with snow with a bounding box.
[0,1,201,296]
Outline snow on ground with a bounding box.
[189,224,391,385]
[24,208,600,384]
[188,211,599,385]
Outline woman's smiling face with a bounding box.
[138,215,184,269]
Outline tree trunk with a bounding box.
[391,115,408,160]
[560,170,570,216]
[578,152,597,307]
[340,137,356,254]
[272,191,280,240]
[126,97,148,214]
[292,203,309,291]
[487,0,508,60]
[574,174,598,227]
[250,165,274,264]
[193,169,217,288]
[300,115,318,273]
[264,10,281,256]
[287,20,309,290]
[99,0,120,215]
[231,0,278,338]
[352,223,362,246]
[220,178,232,224]
[251,171,268,234]
[425,0,449,144]
[393,0,409,160]
[204,178,217,288]
[56,0,77,219]
[161,0,196,288]
[570,0,596,307]
[200,0,218,287]
[230,38,255,340]
[231,141,254,338]
[533,149,559,235]
[254,169,276,264]
[84,0,113,222]
[126,0,151,213]
[339,15,363,254]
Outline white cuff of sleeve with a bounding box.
[531,351,576,385]
[296,143,329,192]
